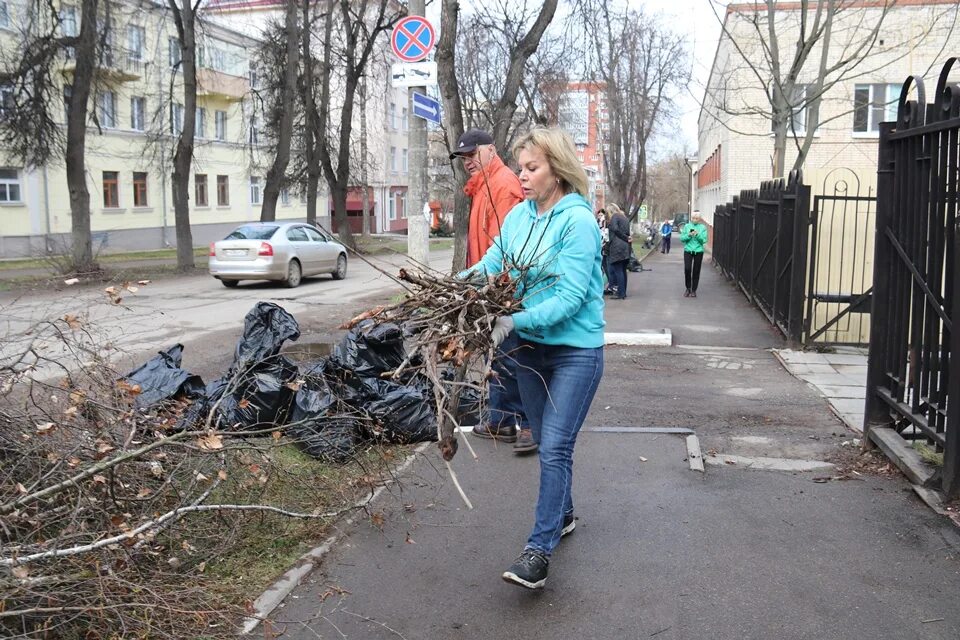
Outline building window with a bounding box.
[280,187,290,206]
[250,176,261,204]
[60,6,77,36]
[132,171,148,207]
[195,107,206,138]
[215,110,227,141]
[130,96,145,131]
[0,168,21,202]
[248,66,259,89]
[402,148,408,173]
[390,146,397,172]
[127,25,145,61]
[0,84,13,119]
[99,91,116,128]
[195,173,208,206]
[853,83,900,133]
[171,103,183,135]
[248,117,259,144]
[62,85,72,121]
[389,102,396,129]
[0,2,9,29]
[388,195,396,220]
[399,190,407,218]
[217,175,229,205]
[102,171,119,208]
[168,37,180,69]
[401,107,408,131]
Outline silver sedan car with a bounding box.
[209,222,348,288]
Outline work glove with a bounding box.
[491,315,515,349]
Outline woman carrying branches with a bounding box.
[462,127,605,589]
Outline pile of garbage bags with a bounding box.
[123,302,481,462]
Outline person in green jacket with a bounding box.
[681,212,709,298]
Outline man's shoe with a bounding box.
[560,513,576,537]
[683,289,690,297]
[471,423,517,442]
[513,428,538,455]
[690,291,698,298]
[502,549,549,589]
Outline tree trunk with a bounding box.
[437,0,468,270]
[65,0,99,273]
[169,0,197,271]
[261,0,300,222]
[301,0,321,226]
[360,75,370,238]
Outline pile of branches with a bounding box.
[0,314,394,639]
[341,267,528,504]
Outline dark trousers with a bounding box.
[608,259,628,299]
[661,234,671,253]
[489,330,528,430]
[684,251,704,292]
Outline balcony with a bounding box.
[60,47,143,82]
[197,67,249,103]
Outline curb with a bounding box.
[604,329,672,347]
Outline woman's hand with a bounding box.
[491,316,515,348]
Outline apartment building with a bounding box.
[208,0,411,234]
[556,81,608,209]
[696,0,960,224]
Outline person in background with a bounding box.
[605,203,631,300]
[463,127,605,590]
[660,219,673,254]
[681,212,709,297]
[449,129,536,454]
[597,209,613,295]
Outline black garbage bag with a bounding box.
[235,302,301,370]
[456,386,485,427]
[331,320,406,378]
[208,355,299,430]
[287,373,360,461]
[123,344,205,409]
[364,382,437,443]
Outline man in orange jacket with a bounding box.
[450,129,535,454]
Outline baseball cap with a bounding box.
[449,129,494,159]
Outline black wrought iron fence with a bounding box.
[865,60,960,498]
[712,172,810,344]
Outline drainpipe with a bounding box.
[42,164,52,252]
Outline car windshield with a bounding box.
[225,225,278,240]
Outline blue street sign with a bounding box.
[412,92,441,125]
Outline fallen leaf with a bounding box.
[96,440,116,455]
[69,390,86,405]
[196,471,209,482]
[197,561,207,573]
[116,380,142,397]
[35,422,55,435]
[248,464,261,475]
[67,457,81,468]
[46,452,62,464]
[12,565,28,579]
[370,512,385,529]
[271,431,282,441]
[149,461,163,477]
[63,406,78,417]
[136,487,152,498]
[63,314,82,329]
[217,469,228,481]
[63,277,79,285]
[285,380,303,392]
[93,474,107,484]
[16,482,27,494]
[237,398,251,410]
[197,433,223,451]
[125,285,139,293]
[405,532,416,544]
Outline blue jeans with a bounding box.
[489,331,528,430]
[608,259,628,299]
[515,341,604,556]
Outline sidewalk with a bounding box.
[250,248,960,639]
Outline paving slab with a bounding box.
[816,384,867,399]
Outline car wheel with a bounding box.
[332,254,347,280]
[284,260,302,288]
[221,279,240,288]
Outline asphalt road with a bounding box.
[0,250,454,378]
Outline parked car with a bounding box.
[208,222,348,288]
[672,213,690,233]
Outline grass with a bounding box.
[354,236,454,256]
[0,247,208,271]
[912,441,945,467]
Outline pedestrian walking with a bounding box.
[449,129,535,454]
[463,127,605,589]
[660,219,673,253]
[681,212,709,297]
[605,203,631,300]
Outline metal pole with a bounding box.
[405,0,430,266]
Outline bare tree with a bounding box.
[704,0,959,176]
[0,0,102,272]
[314,0,401,249]
[647,152,692,222]
[581,3,687,218]
[436,0,559,270]
[260,0,300,222]
[168,0,201,270]
[300,0,324,226]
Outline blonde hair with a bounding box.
[511,127,589,197]
[606,203,625,217]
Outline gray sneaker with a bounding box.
[513,428,538,455]
[471,423,517,442]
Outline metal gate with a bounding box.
[804,170,876,347]
[865,61,960,498]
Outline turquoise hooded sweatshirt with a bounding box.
[464,193,606,348]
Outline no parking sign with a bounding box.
[391,16,435,63]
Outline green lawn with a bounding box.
[0,247,209,271]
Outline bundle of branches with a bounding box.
[0,315,396,639]
[341,266,529,506]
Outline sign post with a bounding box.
[394,10,434,267]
